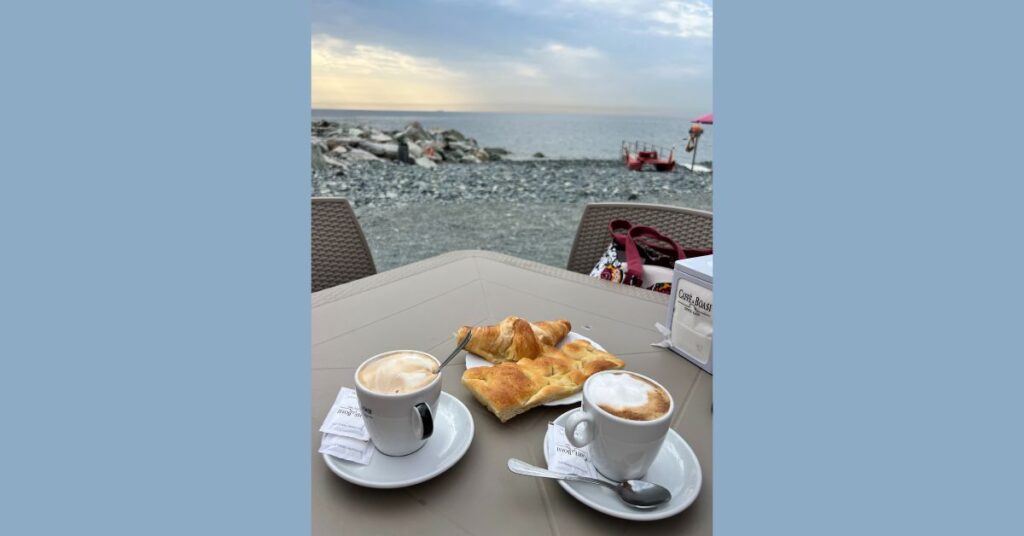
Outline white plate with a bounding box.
[322,392,473,489]
[543,408,702,521]
[464,331,605,406]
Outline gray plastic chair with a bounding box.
[312,197,377,292]
[566,202,713,274]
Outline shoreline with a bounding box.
[312,118,711,164]
[311,120,712,271]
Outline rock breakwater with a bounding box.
[312,120,514,173]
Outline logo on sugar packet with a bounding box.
[547,422,599,479]
[319,387,371,441]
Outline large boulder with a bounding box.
[420,143,443,162]
[325,137,360,151]
[444,148,463,161]
[447,141,475,153]
[369,131,393,143]
[441,128,466,142]
[357,141,399,159]
[322,154,348,168]
[312,120,338,137]
[484,147,510,156]
[407,142,423,158]
[345,148,382,161]
[413,157,437,169]
[339,136,366,147]
[397,121,431,143]
[312,141,327,170]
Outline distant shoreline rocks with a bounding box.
[312,120,514,172]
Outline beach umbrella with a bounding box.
[691,113,713,125]
[686,113,712,171]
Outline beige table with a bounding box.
[312,251,712,536]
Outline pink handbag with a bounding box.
[590,219,712,294]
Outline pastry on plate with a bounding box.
[456,316,571,364]
[461,339,625,422]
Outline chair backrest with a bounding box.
[312,197,377,292]
[566,202,713,274]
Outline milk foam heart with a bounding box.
[358,352,439,394]
[587,372,671,421]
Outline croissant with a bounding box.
[462,340,625,422]
[457,316,571,364]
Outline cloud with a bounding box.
[311,34,471,110]
[520,42,604,79]
[647,1,713,39]
[510,62,544,79]
[542,42,603,59]
[309,0,711,113]
[493,0,713,40]
[311,34,461,79]
[652,64,704,78]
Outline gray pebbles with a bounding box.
[312,130,712,271]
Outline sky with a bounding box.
[312,0,712,117]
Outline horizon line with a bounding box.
[311,106,702,119]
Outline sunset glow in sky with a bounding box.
[312,0,712,116]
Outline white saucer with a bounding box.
[323,392,473,489]
[543,408,702,521]
[464,331,605,406]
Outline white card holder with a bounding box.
[656,257,713,373]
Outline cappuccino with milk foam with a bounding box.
[357,351,439,395]
[586,371,671,421]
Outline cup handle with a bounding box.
[564,410,594,448]
[413,402,433,440]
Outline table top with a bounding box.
[312,250,712,536]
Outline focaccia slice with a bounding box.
[461,340,624,422]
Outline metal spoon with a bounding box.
[437,330,473,370]
[507,458,671,509]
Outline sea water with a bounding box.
[312,109,713,162]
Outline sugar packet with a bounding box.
[546,422,599,479]
[319,433,374,465]
[319,387,370,441]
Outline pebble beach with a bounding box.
[312,121,712,271]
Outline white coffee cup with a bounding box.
[354,350,441,456]
[564,370,674,481]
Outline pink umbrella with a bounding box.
[685,113,712,172]
[691,113,713,125]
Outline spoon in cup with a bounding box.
[436,330,473,371]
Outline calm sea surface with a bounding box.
[312,109,713,162]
